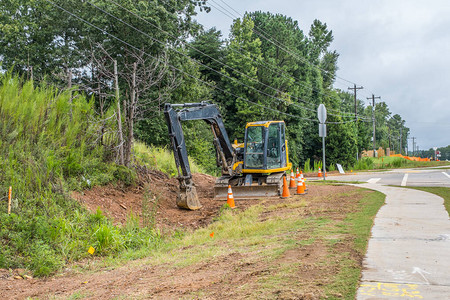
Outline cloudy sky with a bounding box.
[195,0,450,150]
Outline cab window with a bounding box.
[267,123,281,169]
[245,126,264,169]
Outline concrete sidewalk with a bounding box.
[356,184,450,299]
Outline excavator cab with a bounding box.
[243,121,289,173]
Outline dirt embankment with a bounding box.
[71,169,260,233]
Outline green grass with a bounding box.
[133,141,204,177]
[308,180,363,184]
[324,190,385,298]
[353,156,448,171]
[403,187,450,216]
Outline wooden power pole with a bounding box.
[367,94,381,156]
[348,84,363,161]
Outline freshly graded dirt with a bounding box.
[72,170,261,233]
[0,170,368,299]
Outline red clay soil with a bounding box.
[71,169,261,233]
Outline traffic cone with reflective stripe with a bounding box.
[296,175,306,195]
[296,168,300,180]
[318,168,322,178]
[289,170,296,188]
[281,176,290,198]
[226,185,235,208]
[301,171,308,191]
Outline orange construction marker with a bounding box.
[281,176,290,198]
[226,185,235,208]
[8,186,12,214]
[289,170,296,188]
[295,176,305,195]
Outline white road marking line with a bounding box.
[401,174,409,186]
[367,178,381,184]
[442,172,450,179]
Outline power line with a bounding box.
[43,0,320,123]
[203,0,371,119]
[45,0,371,127]
[210,0,363,88]
[92,0,323,116]
[348,84,364,121]
[107,0,361,120]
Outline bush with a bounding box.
[29,241,62,277]
[113,165,137,186]
[353,157,374,170]
[303,158,312,173]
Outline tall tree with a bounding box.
[188,27,224,83]
[216,14,263,140]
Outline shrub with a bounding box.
[303,158,312,173]
[113,165,137,186]
[353,157,374,170]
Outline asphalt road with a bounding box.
[325,166,450,187]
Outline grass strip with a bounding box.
[324,190,385,299]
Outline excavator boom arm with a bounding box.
[164,102,235,209]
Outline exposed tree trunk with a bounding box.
[114,60,125,165]
[125,62,137,166]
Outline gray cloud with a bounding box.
[196,0,450,149]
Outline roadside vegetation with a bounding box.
[0,75,203,276]
[350,156,447,171]
[303,156,447,174]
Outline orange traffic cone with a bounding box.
[296,175,306,195]
[318,168,322,177]
[226,185,235,208]
[281,176,290,198]
[296,168,300,179]
[301,171,307,191]
[289,170,296,188]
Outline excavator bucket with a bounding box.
[177,185,202,210]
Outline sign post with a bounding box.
[318,104,327,181]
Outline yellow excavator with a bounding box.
[164,102,292,210]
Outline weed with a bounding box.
[133,141,204,177]
[353,157,374,170]
[142,187,159,229]
[313,160,323,171]
[303,158,312,173]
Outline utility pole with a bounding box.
[348,84,363,161]
[400,126,403,155]
[367,94,381,157]
[348,84,364,120]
